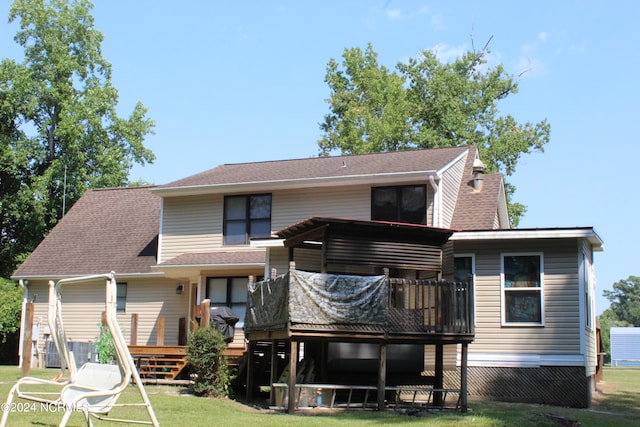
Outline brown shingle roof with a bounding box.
[13,186,160,278]
[451,146,505,230]
[158,251,265,266]
[160,146,469,189]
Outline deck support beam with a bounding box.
[434,343,444,406]
[460,342,468,412]
[269,340,279,406]
[377,342,387,411]
[246,340,255,402]
[287,340,299,414]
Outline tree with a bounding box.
[0,0,155,278]
[0,278,23,341]
[318,42,550,227]
[603,276,640,326]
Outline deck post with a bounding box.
[156,316,165,346]
[460,342,468,412]
[269,340,279,405]
[130,313,138,345]
[287,340,298,413]
[20,302,34,377]
[246,340,255,402]
[377,342,387,411]
[434,343,444,406]
[201,299,210,327]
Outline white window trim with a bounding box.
[500,252,545,326]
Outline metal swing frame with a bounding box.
[1,272,160,427]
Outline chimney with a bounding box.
[472,158,486,191]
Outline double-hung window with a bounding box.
[371,185,426,224]
[223,194,271,245]
[501,254,543,325]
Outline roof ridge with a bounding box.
[217,146,468,167]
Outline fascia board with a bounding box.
[451,228,603,251]
[151,170,438,197]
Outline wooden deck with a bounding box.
[128,344,246,383]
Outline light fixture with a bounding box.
[176,283,184,295]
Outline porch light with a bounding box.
[176,283,184,295]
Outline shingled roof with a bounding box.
[451,146,508,230]
[158,146,469,190]
[13,186,160,278]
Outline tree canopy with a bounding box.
[0,0,155,278]
[603,275,640,326]
[0,278,23,339]
[318,42,550,226]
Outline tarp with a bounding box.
[246,273,290,331]
[209,306,240,343]
[245,270,388,331]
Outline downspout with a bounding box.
[17,280,28,368]
[429,175,440,227]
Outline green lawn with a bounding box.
[0,366,638,426]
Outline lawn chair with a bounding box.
[0,272,160,427]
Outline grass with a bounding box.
[0,366,638,426]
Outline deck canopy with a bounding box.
[276,217,457,275]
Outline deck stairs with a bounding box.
[128,345,246,382]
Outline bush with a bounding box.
[186,327,232,397]
[94,324,116,363]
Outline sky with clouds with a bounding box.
[1,1,639,314]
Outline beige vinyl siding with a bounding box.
[161,183,437,262]
[26,277,189,353]
[272,185,371,230]
[160,195,222,263]
[439,154,466,228]
[455,238,582,356]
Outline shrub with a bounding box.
[186,327,232,397]
[94,324,116,363]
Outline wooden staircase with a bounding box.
[128,345,246,383]
[129,345,188,382]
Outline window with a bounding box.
[454,256,474,284]
[502,254,543,325]
[454,254,475,325]
[583,253,593,329]
[116,282,127,313]
[223,194,271,245]
[206,277,249,327]
[371,185,426,224]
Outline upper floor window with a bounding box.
[502,254,543,325]
[371,185,426,224]
[224,194,272,245]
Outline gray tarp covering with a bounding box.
[246,270,388,331]
[246,273,290,331]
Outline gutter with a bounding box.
[151,170,439,197]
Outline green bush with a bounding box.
[94,324,116,363]
[186,327,232,397]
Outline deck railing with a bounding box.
[246,268,474,337]
[388,278,474,335]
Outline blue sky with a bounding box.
[2,1,638,315]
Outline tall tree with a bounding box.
[318,42,550,227]
[0,0,155,278]
[603,276,640,326]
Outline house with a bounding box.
[13,146,602,408]
[610,327,640,367]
